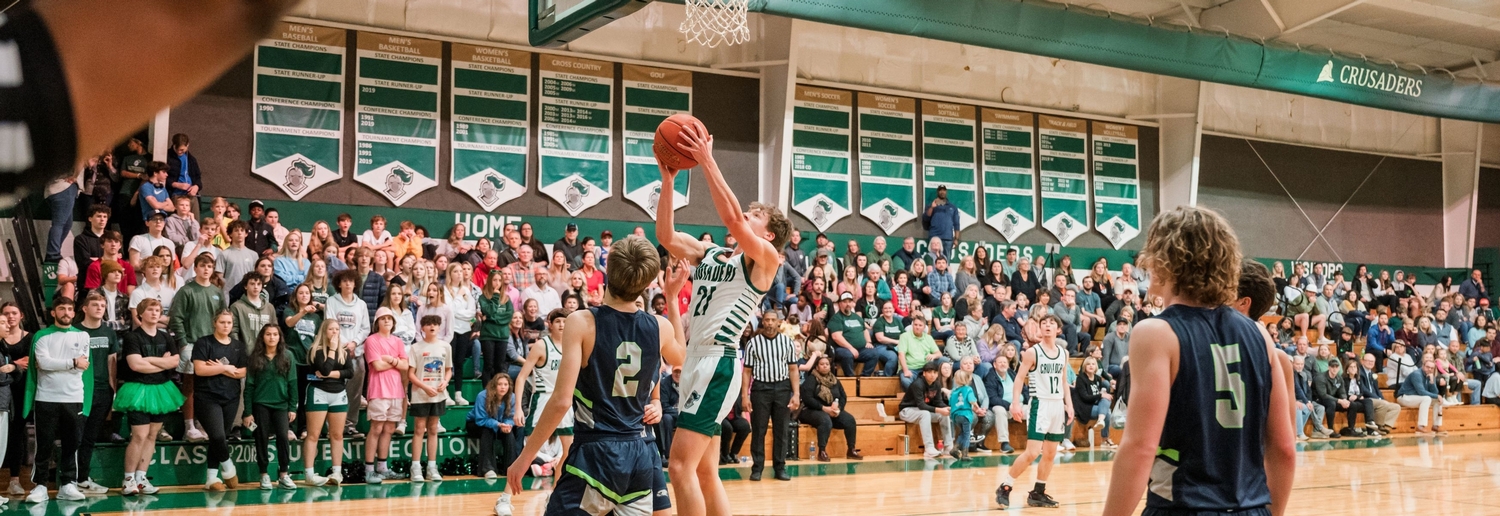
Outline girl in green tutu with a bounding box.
[115,299,184,496]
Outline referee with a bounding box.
[743,310,800,481]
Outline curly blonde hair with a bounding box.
[1138,206,1242,307]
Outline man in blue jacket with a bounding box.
[921,186,960,258]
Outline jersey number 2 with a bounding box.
[691,286,717,317]
[613,341,642,397]
[1210,343,1245,429]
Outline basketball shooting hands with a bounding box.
[675,123,716,169]
[663,259,691,298]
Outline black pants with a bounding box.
[32,401,83,486]
[450,332,475,395]
[5,380,27,476]
[467,421,518,475]
[252,405,291,476]
[720,417,750,459]
[655,412,677,461]
[479,339,507,386]
[76,389,114,482]
[749,380,792,472]
[1319,398,1373,430]
[798,407,858,452]
[195,397,239,466]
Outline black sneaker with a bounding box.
[1027,490,1060,508]
[974,441,990,452]
[995,484,1012,508]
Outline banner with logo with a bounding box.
[450,44,530,212]
[251,22,346,200]
[622,65,691,219]
[981,108,1036,242]
[353,32,441,206]
[1092,122,1140,249]
[790,85,853,232]
[1038,115,1089,246]
[538,55,614,216]
[856,93,917,235]
[920,101,980,230]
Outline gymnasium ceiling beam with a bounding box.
[1198,0,1365,38]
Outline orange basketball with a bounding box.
[654,113,706,171]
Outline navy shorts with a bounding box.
[544,437,670,516]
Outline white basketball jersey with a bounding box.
[1028,341,1068,401]
[531,335,561,393]
[685,247,767,351]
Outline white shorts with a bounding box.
[1027,399,1067,442]
[526,390,574,435]
[676,350,743,437]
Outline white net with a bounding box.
[679,0,750,47]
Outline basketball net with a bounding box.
[679,0,750,47]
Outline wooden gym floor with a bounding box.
[12,430,1499,516]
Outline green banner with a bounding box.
[981,108,1036,242]
[1038,115,1089,246]
[450,44,531,212]
[538,55,614,216]
[857,92,917,235]
[251,22,346,200]
[622,64,691,219]
[1092,122,1141,249]
[354,32,442,206]
[921,100,979,230]
[791,85,854,232]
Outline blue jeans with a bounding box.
[930,329,954,343]
[1295,404,1312,438]
[834,346,880,377]
[953,414,972,452]
[45,183,77,261]
[870,345,899,377]
[1468,379,1483,405]
[1087,399,1112,438]
[975,362,993,379]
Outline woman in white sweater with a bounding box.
[444,263,478,405]
[325,269,370,437]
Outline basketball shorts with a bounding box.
[676,349,742,437]
[544,437,671,516]
[1027,399,1067,442]
[305,386,350,414]
[527,390,575,437]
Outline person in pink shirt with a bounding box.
[362,308,409,484]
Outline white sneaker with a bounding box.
[427,464,442,482]
[922,448,942,458]
[157,428,174,441]
[77,479,108,495]
[395,422,407,435]
[444,397,456,406]
[454,392,470,406]
[435,423,447,434]
[186,423,209,443]
[24,485,46,503]
[368,470,384,485]
[260,474,273,490]
[411,468,424,483]
[277,474,297,490]
[1061,439,1076,451]
[139,478,159,495]
[328,471,343,486]
[307,472,329,487]
[57,483,85,501]
[8,478,23,496]
[484,470,498,480]
[121,481,140,496]
[494,493,514,516]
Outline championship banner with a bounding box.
[1038,115,1090,245]
[790,85,853,232]
[353,32,442,206]
[981,108,1036,242]
[856,93,917,235]
[1092,122,1141,249]
[251,22,345,200]
[921,101,979,230]
[622,65,691,219]
[450,44,530,212]
[539,55,614,216]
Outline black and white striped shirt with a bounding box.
[744,333,797,383]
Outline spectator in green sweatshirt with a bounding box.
[168,252,226,443]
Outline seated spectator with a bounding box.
[990,301,1024,345]
[1100,319,1130,378]
[978,354,1015,453]
[1396,358,1445,435]
[360,215,394,261]
[84,231,137,294]
[898,361,953,458]
[798,356,860,462]
[896,316,941,389]
[390,221,423,263]
[1292,355,1332,439]
[466,374,519,479]
[943,321,978,366]
[718,394,750,465]
[1460,269,1488,304]
[1073,357,1114,447]
[1313,357,1364,437]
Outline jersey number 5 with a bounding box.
[1210,343,1245,429]
[613,341,642,397]
[691,286,717,317]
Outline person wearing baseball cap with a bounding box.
[829,291,882,376]
[554,223,582,267]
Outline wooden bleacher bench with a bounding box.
[758,421,907,460]
[1305,402,1498,434]
[858,376,902,398]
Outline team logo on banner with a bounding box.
[357,161,437,206]
[353,32,442,207]
[251,22,346,201]
[981,108,1037,243]
[539,55,614,217]
[1038,115,1090,246]
[478,174,507,207]
[857,93,918,235]
[1092,122,1142,249]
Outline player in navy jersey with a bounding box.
[1102,207,1296,516]
[503,236,688,516]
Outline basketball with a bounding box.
[654,113,706,170]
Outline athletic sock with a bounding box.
[123,472,135,485]
[1033,481,1046,494]
[332,466,341,475]
[427,461,438,470]
[207,469,220,483]
[1000,473,1014,487]
[377,460,390,474]
[365,463,375,475]
[137,471,148,483]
